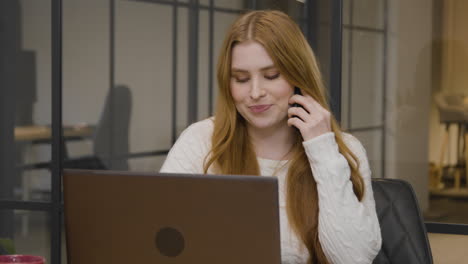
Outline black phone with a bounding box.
[291,87,304,122]
[293,87,302,108]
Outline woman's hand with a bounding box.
[287,93,332,141]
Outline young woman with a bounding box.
[161,10,382,264]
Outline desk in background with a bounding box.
[14,124,96,169]
[15,124,94,142]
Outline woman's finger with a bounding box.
[289,95,311,113]
[288,106,311,122]
[287,116,305,131]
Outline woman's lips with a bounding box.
[249,104,272,113]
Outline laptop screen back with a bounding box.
[63,169,281,264]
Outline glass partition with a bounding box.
[342,0,468,228]
[2,0,54,203]
[0,1,54,249]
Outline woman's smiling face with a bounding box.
[230,40,294,131]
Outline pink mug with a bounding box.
[0,255,45,264]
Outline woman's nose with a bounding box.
[249,79,266,100]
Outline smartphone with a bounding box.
[293,87,302,108]
[292,87,303,122]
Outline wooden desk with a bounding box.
[15,125,94,142]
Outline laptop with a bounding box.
[63,169,281,264]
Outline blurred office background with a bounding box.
[1,0,468,263]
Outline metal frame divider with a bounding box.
[0,201,51,211]
[303,0,318,51]
[172,0,179,143]
[208,0,214,115]
[381,0,388,186]
[330,0,343,121]
[346,0,354,130]
[187,0,199,125]
[109,0,116,169]
[51,0,63,263]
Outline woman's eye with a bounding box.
[265,73,280,80]
[234,77,249,83]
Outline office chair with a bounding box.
[372,178,433,264]
[64,84,132,171]
[92,84,132,170]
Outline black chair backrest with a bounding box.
[372,179,433,264]
[93,85,132,170]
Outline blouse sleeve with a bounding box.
[302,132,382,264]
[159,119,213,174]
